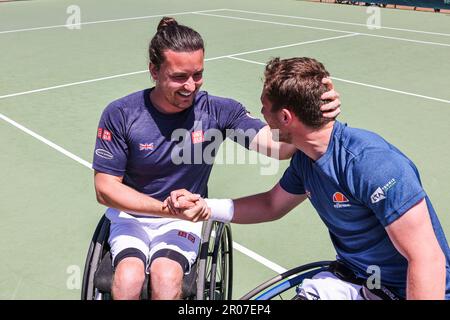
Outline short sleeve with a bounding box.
[279,153,306,195]
[92,102,129,176]
[348,150,426,227]
[212,97,266,149]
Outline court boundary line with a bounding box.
[194,12,450,47]
[0,34,358,100]
[223,8,450,38]
[2,32,448,105]
[0,8,225,34]
[0,112,287,274]
[228,56,450,104]
[3,6,448,38]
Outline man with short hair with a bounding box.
[167,57,450,300]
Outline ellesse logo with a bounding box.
[333,192,351,208]
[333,192,349,203]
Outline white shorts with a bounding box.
[105,208,203,274]
[297,271,365,300]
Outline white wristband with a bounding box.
[205,198,234,223]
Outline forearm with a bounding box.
[232,193,282,223]
[406,256,446,300]
[96,181,173,218]
[250,125,296,160]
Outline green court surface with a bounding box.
[0,0,449,299]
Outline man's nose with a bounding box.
[183,77,196,91]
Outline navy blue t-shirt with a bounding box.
[93,88,265,202]
[280,121,450,298]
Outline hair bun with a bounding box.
[157,17,178,31]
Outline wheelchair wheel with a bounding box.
[81,215,111,300]
[240,261,332,300]
[196,220,233,300]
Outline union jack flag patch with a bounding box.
[139,143,154,151]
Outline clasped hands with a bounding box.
[162,189,210,222]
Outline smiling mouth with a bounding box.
[177,91,193,98]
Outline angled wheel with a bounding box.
[81,215,111,300]
[240,261,332,300]
[196,220,233,300]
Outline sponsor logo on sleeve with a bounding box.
[102,129,112,141]
[370,178,396,204]
[371,187,386,204]
[95,148,114,160]
[97,128,112,141]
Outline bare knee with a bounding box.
[150,257,184,300]
[112,257,146,300]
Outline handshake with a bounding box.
[162,189,211,222]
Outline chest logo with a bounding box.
[139,143,154,151]
[191,130,204,144]
[333,192,351,209]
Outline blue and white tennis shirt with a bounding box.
[93,88,265,202]
[280,121,450,298]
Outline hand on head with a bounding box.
[320,77,341,118]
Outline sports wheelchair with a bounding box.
[240,261,333,300]
[81,215,233,300]
[241,260,403,300]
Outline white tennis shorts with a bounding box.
[297,271,365,300]
[105,208,203,273]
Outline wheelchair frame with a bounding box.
[81,215,233,300]
[240,261,333,300]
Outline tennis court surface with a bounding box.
[1,0,449,299]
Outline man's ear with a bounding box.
[280,108,293,125]
[149,63,158,81]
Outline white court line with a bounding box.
[194,12,356,34]
[0,9,224,34]
[0,113,92,168]
[0,70,148,100]
[224,8,450,38]
[194,12,450,47]
[233,243,287,274]
[208,33,359,61]
[0,34,358,100]
[228,56,450,104]
[0,111,287,274]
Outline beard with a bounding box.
[271,128,292,144]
